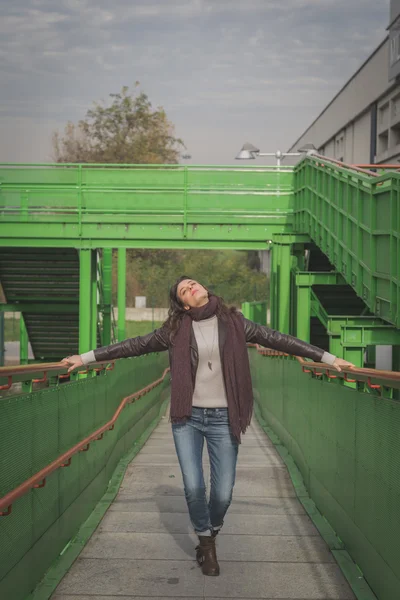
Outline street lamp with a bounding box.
[235,142,316,166]
[298,143,317,153]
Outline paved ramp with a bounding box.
[52,414,355,599]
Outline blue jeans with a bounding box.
[172,407,239,536]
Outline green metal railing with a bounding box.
[294,156,400,328]
[0,354,169,600]
[241,300,268,325]
[250,347,400,600]
[0,164,294,248]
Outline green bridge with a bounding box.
[0,155,399,600]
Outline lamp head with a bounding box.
[235,142,260,160]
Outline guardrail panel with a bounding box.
[0,354,169,600]
[251,350,400,600]
[294,158,400,327]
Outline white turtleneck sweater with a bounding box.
[191,315,228,408]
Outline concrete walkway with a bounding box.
[52,414,355,600]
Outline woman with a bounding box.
[62,276,353,577]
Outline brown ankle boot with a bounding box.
[195,535,220,576]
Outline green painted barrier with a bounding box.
[241,301,267,325]
[294,157,400,328]
[0,353,169,600]
[250,350,400,600]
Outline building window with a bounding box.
[335,134,344,159]
[379,103,390,128]
[391,122,400,147]
[378,130,389,153]
[392,95,400,123]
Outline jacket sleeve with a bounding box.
[243,317,334,363]
[90,327,169,363]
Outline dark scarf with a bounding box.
[170,295,253,443]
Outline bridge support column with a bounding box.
[91,250,98,350]
[296,285,311,343]
[20,315,28,365]
[102,249,113,346]
[79,249,92,354]
[0,313,4,367]
[20,315,32,392]
[118,248,126,342]
[271,237,292,334]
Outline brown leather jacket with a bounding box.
[93,317,325,384]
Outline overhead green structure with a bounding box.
[0,155,399,361]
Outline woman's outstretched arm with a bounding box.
[243,318,354,371]
[61,327,169,372]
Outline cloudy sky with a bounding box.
[0,0,389,164]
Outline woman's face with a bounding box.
[176,279,209,309]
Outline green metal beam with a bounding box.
[272,234,310,244]
[118,248,126,342]
[19,315,32,392]
[19,316,28,365]
[296,285,311,343]
[241,301,267,325]
[0,313,4,367]
[296,272,346,286]
[275,242,292,334]
[333,321,400,346]
[294,272,346,342]
[270,243,278,329]
[91,250,98,349]
[0,238,275,250]
[101,248,112,346]
[79,249,92,354]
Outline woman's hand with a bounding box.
[332,357,355,372]
[61,355,84,373]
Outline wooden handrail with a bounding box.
[251,346,400,384]
[0,360,112,377]
[0,367,170,516]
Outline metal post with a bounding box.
[277,243,291,334]
[329,337,343,360]
[118,248,126,342]
[0,313,4,366]
[91,250,98,349]
[296,285,311,342]
[20,315,28,365]
[270,244,278,329]
[79,249,92,354]
[20,315,32,392]
[102,248,112,346]
[343,347,364,369]
[241,302,250,320]
[393,345,400,371]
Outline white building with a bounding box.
[287,2,400,166]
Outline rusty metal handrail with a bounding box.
[251,346,400,385]
[0,367,170,516]
[0,362,67,376]
[0,360,114,377]
[0,360,115,390]
[353,164,400,169]
[310,154,379,177]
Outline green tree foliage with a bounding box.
[113,249,268,308]
[52,84,185,163]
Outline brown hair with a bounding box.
[163,275,237,341]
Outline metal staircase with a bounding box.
[0,248,80,361]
